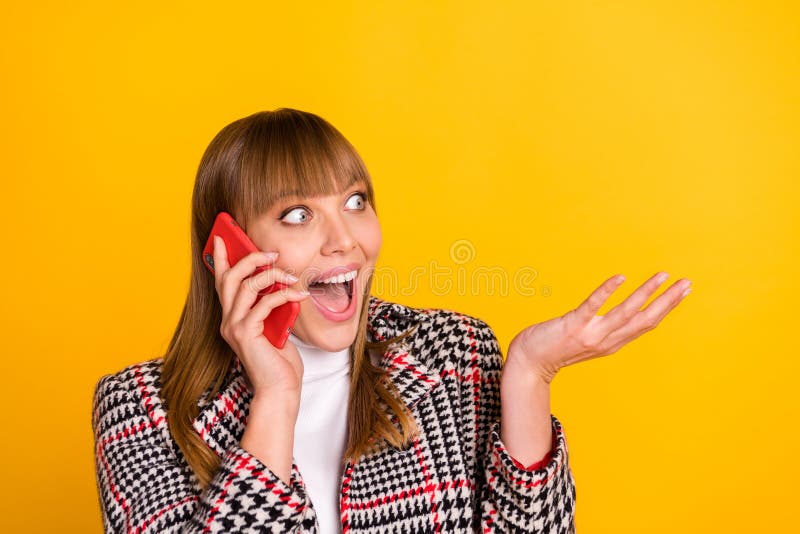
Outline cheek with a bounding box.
[250,231,319,279]
[273,243,319,279]
[362,219,382,260]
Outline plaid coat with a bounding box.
[92,296,576,533]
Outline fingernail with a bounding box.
[298,289,310,296]
[263,251,278,260]
[615,275,625,285]
[655,272,669,285]
[286,273,298,282]
[681,287,692,298]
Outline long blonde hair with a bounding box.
[161,109,418,488]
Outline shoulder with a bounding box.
[417,305,502,372]
[94,358,164,398]
[92,358,185,468]
[92,358,165,429]
[369,296,502,373]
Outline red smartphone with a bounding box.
[202,212,300,349]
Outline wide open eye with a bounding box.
[345,192,367,210]
[280,207,311,225]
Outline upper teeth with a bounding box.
[314,270,357,285]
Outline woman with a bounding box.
[92,109,690,533]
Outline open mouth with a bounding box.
[308,273,356,313]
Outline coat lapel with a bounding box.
[193,296,441,457]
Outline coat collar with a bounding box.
[192,295,441,458]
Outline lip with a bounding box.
[308,270,359,322]
[308,262,362,284]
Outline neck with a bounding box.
[288,333,350,381]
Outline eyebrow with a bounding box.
[272,180,365,204]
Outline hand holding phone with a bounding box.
[202,212,302,349]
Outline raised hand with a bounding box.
[506,272,692,384]
[211,235,310,398]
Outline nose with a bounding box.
[321,212,356,256]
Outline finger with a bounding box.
[229,267,302,324]
[226,250,279,285]
[211,235,230,282]
[597,278,692,354]
[211,235,233,312]
[248,265,301,293]
[601,272,670,334]
[244,287,310,332]
[572,274,626,325]
[218,250,278,314]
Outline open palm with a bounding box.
[506,272,692,384]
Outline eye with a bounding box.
[280,206,311,225]
[345,191,367,210]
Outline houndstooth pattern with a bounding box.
[93,296,576,533]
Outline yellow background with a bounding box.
[1,1,797,532]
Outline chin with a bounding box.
[313,328,357,352]
[294,288,363,351]
[293,313,359,352]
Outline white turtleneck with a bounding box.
[288,332,351,534]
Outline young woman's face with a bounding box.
[247,180,381,352]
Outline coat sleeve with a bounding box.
[460,317,576,533]
[92,371,319,533]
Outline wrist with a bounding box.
[503,351,558,387]
[501,365,551,400]
[250,392,300,421]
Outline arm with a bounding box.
[459,317,576,533]
[92,372,318,533]
[239,394,298,486]
[499,359,555,468]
